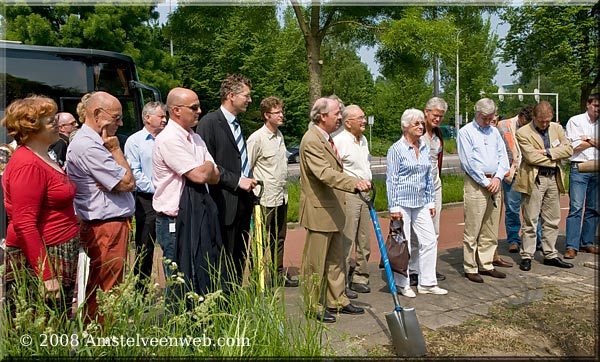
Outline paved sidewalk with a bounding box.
[279,195,598,355]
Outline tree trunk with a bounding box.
[306,36,322,106]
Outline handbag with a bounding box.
[379,219,410,277]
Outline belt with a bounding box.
[484,173,494,178]
[157,212,176,218]
[538,168,556,176]
[82,216,130,225]
[571,161,583,164]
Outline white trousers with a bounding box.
[393,205,438,288]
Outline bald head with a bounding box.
[86,91,123,135]
[166,87,202,131]
[56,112,78,136]
[342,104,366,138]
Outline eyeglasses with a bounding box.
[266,111,284,116]
[175,104,201,111]
[347,115,366,121]
[99,108,123,122]
[236,93,252,100]
[59,121,78,128]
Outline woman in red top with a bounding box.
[2,95,79,319]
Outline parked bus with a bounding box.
[1,41,161,140]
[0,41,160,239]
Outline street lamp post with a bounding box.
[455,29,463,135]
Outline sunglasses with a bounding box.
[176,104,201,111]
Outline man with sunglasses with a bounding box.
[49,112,78,167]
[197,74,258,286]
[66,91,135,324]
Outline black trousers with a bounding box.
[221,196,252,286]
[134,192,157,283]
[264,203,288,274]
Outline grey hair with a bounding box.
[142,101,166,120]
[342,104,361,122]
[425,97,448,112]
[310,96,343,124]
[401,108,425,129]
[474,98,497,115]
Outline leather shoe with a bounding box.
[479,268,506,278]
[313,310,336,323]
[436,272,446,281]
[328,303,365,315]
[564,248,577,259]
[579,246,598,254]
[283,273,299,287]
[464,272,484,283]
[345,287,358,299]
[493,257,514,268]
[520,259,531,271]
[350,282,371,293]
[409,273,418,286]
[508,243,519,253]
[543,257,574,268]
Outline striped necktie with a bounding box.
[329,136,341,163]
[233,118,251,177]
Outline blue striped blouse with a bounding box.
[386,136,435,212]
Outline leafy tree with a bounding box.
[500,4,599,110]
[1,4,179,100]
[289,1,393,104]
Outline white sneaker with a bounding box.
[417,285,448,295]
[397,286,416,298]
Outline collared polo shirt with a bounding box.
[152,120,215,217]
[66,124,135,221]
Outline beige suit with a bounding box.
[299,126,357,312]
[514,122,572,259]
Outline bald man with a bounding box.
[50,112,78,167]
[66,91,135,324]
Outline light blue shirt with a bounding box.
[386,136,435,212]
[125,127,155,194]
[457,120,509,188]
[66,124,134,221]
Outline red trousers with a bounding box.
[80,219,129,325]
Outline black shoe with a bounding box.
[543,257,574,269]
[436,272,446,281]
[314,310,336,323]
[519,259,531,271]
[345,287,358,299]
[328,303,365,315]
[409,273,418,286]
[350,282,371,293]
[283,273,299,287]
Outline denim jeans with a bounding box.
[156,214,176,298]
[502,178,542,248]
[565,164,599,250]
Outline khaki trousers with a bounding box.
[301,229,349,312]
[520,174,560,259]
[342,192,371,284]
[463,176,501,274]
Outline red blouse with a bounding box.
[3,146,79,280]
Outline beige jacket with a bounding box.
[513,122,573,195]
[298,126,357,232]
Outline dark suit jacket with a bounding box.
[196,108,251,226]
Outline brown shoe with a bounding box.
[479,268,507,279]
[508,244,519,253]
[564,248,577,259]
[493,257,514,268]
[579,246,598,254]
[464,272,484,283]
